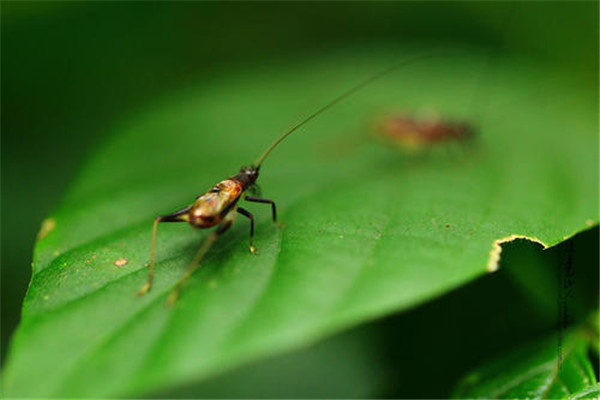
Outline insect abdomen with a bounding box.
[188,178,243,228]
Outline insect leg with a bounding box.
[247,183,262,197]
[137,205,191,297]
[244,196,279,224]
[237,207,257,254]
[166,220,232,306]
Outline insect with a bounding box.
[375,111,476,150]
[137,52,454,306]
[371,9,516,153]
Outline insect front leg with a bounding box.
[237,207,257,254]
[244,195,281,226]
[247,183,262,197]
[137,205,191,297]
[166,219,232,306]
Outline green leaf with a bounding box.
[3,48,597,397]
[452,331,598,399]
[151,323,388,398]
[567,384,600,400]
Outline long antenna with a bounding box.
[253,50,461,167]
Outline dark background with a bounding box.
[2,2,598,397]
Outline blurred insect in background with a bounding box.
[374,110,477,151]
[371,8,515,154]
[137,52,453,306]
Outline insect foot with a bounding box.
[166,288,180,307]
[137,281,152,297]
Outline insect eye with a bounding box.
[210,186,221,193]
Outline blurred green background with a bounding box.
[1,1,597,397]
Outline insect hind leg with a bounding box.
[166,220,232,306]
[137,205,191,297]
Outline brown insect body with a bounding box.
[378,113,475,149]
[189,167,258,228]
